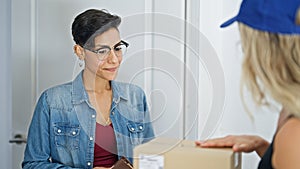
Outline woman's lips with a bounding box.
[104,67,118,72]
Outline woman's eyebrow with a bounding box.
[94,41,122,48]
[94,44,110,48]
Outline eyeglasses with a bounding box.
[84,40,129,61]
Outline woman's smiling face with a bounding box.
[83,28,123,81]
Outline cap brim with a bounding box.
[220,16,237,28]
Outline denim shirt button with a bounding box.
[139,126,143,130]
[89,137,93,141]
[72,131,76,135]
[91,114,95,118]
[112,111,114,115]
[87,162,91,166]
[131,127,135,131]
[57,129,61,133]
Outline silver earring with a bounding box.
[78,59,84,67]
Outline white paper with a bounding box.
[139,154,164,169]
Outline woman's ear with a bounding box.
[74,44,85,60]
[296,7,300,25]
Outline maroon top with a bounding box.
[93,123,118,167]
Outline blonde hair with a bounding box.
[239,21,300,117]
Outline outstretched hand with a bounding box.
[195,135,270,157]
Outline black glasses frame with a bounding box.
[84,40,129,60]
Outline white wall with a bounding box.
[0,0,12,168]
[150,0,186,139]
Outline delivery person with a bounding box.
[197,0,300,168]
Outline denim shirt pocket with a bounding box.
[53,122,80,150]
[127,122,144,146]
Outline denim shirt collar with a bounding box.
[111,81,128,103]
[71,71,128,105]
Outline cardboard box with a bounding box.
[133,137,241,169]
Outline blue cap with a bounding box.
[220,0,300,34]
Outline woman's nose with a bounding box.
[107,50,119,63]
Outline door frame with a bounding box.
[0,0,12,168]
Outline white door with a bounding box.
[10,1,34,169]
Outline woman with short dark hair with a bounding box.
[22,9,154,169]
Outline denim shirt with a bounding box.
[22,72,155,169]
